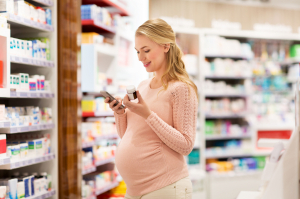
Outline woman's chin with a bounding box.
[145,67,154,72]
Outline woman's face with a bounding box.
[135,35,170,73]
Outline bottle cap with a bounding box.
[126,85,136,93]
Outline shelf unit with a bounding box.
[0,123,55,134]
[199,28,299,199]
[80,1,133,197]
[0,153,55,170]
[82,0,130,16]
[0,1,58,199]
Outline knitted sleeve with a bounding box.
[145,83,198,156]
[114,111,127,138]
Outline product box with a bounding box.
[0,134,6,158]
[28,78,36,91]
[9,75,19,89]
[45,8,51,25]
[0,0,14,14]
[12,73,29,91]
[14,0,25,17]
[30,75,40,90]
[26,40,32,58]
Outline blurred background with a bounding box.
[0,0,299,199]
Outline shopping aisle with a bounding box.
[0,0,58,198]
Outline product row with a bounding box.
[82,121,117,144]
[204,35,254,59]
[204,80,251,95]
[204,59,252,77]
[82,170,118,198]
[0,171,52,199]
[205,99,247,115]
[206,157,266,173]
[252,75,288,92]
[1,0,52,25]
[82,98,111,113]
[10,37,51,61]
[2,133,51,160]
[1,105,53,126]
[205,121,249,137]
[206,140,252,157]
[82,32,114,45]
[81,4,114,27]
[252,40,298,61]
[10,73,51,92]
[82,145,116,170]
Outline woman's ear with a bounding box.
[163,43,170,53]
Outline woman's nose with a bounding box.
[138,53,145,61]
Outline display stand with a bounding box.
[0,0,58,198]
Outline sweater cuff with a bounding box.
[114,111,127,118]
[145,111,156,124]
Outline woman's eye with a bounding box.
[136,51,140,54]
[145,50,150,53]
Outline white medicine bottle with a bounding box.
[126,85,137,100]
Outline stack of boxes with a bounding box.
[0,0,52,26]
[10,37,51,61]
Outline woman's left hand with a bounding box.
[123,90,152,119]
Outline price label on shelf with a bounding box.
[35,157,41,163]
[28,159,33,164]
[19,92,28,97]
[15,56,20,62]
[20,126,29,132]
[31,93,37,98]
[14,162,20,168]
[22,58,29,63]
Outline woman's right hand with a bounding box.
[104,96,126,114]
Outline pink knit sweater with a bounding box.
[114,78,198,196]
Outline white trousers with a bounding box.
[124,176,193,199]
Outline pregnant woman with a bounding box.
[104,18,198,199]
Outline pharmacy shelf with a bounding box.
[256,123,295,131]
[205,54,248,60]
[0,123,55,134]
[82,134,118,148]
[82,111,114,117]
[95,157,115,167]
[95,181,119,196]
[27,189,56,199]
[0,153,55,170]
[82,44,116,57]
[206,134,251,140]
[205,152,253,159]
[7,13,54,32]
[205,76,251,80]
[11,55,55,68]
[26,0,54,7]
[0,157,11,166]
[205,114,247,119]
[82,166,97,175]
[208,170,263,178]
[9,91,55,98]
[82,20,116,34]
[205,94,248,98]
[82,0,129,16]
[0,121,11,128]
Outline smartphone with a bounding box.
[100,91,125,109]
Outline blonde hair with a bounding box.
[136,18,198,99]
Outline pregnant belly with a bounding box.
[115,141,167,187]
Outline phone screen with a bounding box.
[100,91,125,109]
